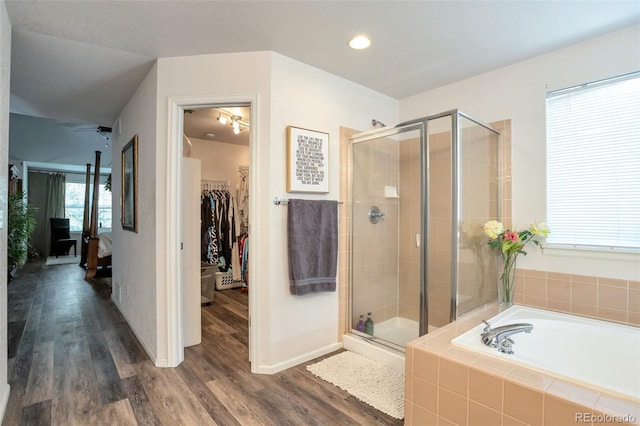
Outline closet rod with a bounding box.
[201,180,230,190]
[273,197,343,206]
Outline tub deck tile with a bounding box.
[406,302,640,425]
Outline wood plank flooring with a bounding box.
[5,261,404,425]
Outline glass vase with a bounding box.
[498,256,517,309]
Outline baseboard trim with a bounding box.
[0,383,10,423]
[253,342,343,375]
[112,297,160,366]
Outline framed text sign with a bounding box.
[286,126,329,193]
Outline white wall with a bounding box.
[190,138,249,190]
[111,61,159,361]
[0,0,10,417]
[147,51,397,371]
[155,51,272,367]
[400,25,640,280]
[266,53,397,367]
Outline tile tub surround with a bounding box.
[515,269,640,327]
[404,303,640,425]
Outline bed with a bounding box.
[82,150,112,279]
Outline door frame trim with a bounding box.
[165,94,258,368]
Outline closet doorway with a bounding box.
[181,104,251,366]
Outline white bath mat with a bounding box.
[306,351,405,419]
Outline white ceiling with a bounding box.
[184,106,251,147]
[5,1,639,165]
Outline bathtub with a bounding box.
[452,305,640,401]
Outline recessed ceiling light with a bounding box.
[349,35,371,50]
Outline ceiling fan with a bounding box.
[65,123,113,150]
[73,125,112,134]
[71,124,113,144]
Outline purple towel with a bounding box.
[287,199,338,295]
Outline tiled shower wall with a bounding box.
[457,122,502,311]
[349,134,400,328]
[338,121,504,336]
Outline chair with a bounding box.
[50,218,77,257]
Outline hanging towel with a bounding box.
[288,199,338,295]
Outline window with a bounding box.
[65,182,112,232]
[546,72,640,251]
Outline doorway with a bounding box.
[182,105,251,354]
[166,94,258,370]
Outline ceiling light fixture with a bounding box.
[349,35,371,50]
[216,110,250,135]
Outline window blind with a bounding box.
[546,72,640,251]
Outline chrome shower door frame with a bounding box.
[348,110,500,348]
[349,122,425,350]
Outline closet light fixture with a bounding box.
[349,35,371,50]
[216,110,250,135]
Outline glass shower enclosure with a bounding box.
[349,110,501,351]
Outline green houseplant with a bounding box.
[7,191,37,277]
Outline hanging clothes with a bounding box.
[201,193,218,265]
[236,172,249,232]
[200,188,242,274]
[229,195,242,281]
[239,234,249,285]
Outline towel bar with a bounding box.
[273,197,344,206]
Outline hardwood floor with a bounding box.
[4,261,404,425]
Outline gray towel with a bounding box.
[288,199,338,295]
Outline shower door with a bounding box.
[349,123,425,350]
[348,110,500,351]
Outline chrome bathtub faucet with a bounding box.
[480,320,533,354]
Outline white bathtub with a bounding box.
[452,305,640,401]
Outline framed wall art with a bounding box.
[286,126,329,193]
[121,134,138,232]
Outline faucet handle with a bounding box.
[481,320,492,332]
[499,337,515,355]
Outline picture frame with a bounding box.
[121,134,138,232]
[286,126,329,193]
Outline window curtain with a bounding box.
[28,172,66,258]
